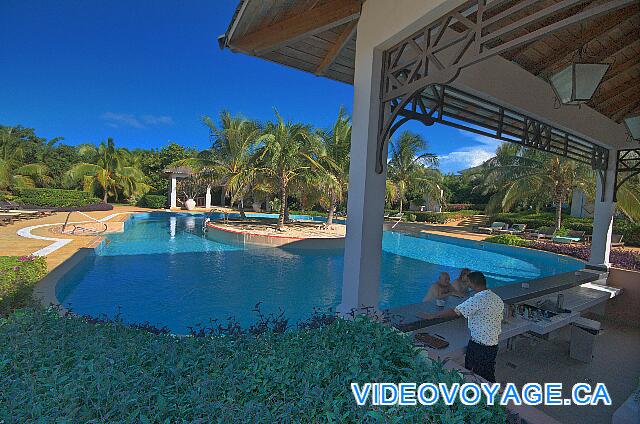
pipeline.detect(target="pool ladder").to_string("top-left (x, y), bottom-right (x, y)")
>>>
top-left (202, 208), bottom-right (218, 232)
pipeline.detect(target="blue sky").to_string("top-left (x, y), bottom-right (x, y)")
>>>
top-left (0, 0), bottom-right (499, 174)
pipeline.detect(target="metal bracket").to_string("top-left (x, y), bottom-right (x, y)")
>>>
top-left (375, 0), bottom-right (634, 174)
top-left (614, 148), bottom-right (640, 201)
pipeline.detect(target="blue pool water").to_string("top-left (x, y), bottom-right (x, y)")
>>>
top-left (56, 212), bottom-right (584, 332)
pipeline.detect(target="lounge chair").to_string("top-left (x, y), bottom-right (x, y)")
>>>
top-left (525, 226), bottom-right (555, 240)
top-left (552, 230), bottom-right (586, 245)
top-left (0, 215), bottom-right (14, 226)
top-left (611, 234), bottom-right (624, 248)
top-left (505, 223), bottom-right (527, 234)
top-left (0, 201), bottom-right (55, 217)
top-left (477, 221), bottom-right (508, 234)
top-left (0, 212), bottom-right (22, 224)
top-left (384, 212), bottom-right (404, 222)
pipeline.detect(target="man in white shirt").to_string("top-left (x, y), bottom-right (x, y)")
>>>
top-left (421, 271), bottom-right (504, 382)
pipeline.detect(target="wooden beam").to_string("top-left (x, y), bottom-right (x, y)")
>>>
top-left (611, 98), bottom-right (640, 122)
top-left (538, 13), bottom-right (640, 78)
top-left (230, 0), bottom-right (361, 55)
top-left (315, 20), bottom-right (357, 75)
top-left (528, 11), bottom-right (633, 75)
top-left (594, 82), bottom-right (640, 111)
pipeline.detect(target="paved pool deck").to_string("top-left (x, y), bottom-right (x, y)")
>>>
top-left (2, 209), bottom-right (637, 273)
top-left (0, 206), bottom-right (147, 271)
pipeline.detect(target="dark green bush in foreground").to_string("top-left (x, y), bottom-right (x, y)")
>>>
top-left (484, 234), bottom-right (532, 247)
top-left (0, 308), bottom-right (506, 423)
top-left (0, 256), bottom-right (47, 316)
top-left (13, 188), bottom-right (101, 208)
top-left (136, 194), bottom-right (167, 209)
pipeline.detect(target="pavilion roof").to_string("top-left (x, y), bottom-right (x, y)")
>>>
top-left (220, 0), bottom-right (639, 124)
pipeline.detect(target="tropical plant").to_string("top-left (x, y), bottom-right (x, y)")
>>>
top-left (386, 131), bottom-right (440, 213)
top-left (470, 145), bottom-right (640, 229)
top-left (0, 126), bottom-right (51, 190)
top-left (255, 113), bottom-right (314, 229)
top-left (171, 112), bottom-right (261, 217)
top-left (64, 138), bottom-right (151, 203)
top-left (307, 107), bottom-right (351, 225)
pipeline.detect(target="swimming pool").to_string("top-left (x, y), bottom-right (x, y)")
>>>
top-left (55, 212), bottom-right (584, 332)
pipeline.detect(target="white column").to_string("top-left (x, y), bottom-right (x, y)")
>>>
top-left (169, 174), bottom-right (177, 209)
top-left (589, 150), bottom-right (617, 270)
top-left (338, 30), bottom-right (387, 315)
top-left (205, 185), bottom-right (212, 209)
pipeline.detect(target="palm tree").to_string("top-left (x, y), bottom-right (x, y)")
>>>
top-left (171, 111), bottom-right (261, 217)
top-left (0, 127), bottom-right (51, 190)
top-left (255, 112), bottom-right (314, 229)
top-left (472, 146), bottom-right (595, 229)
top-left (308, 107), bottom-right (351, 225)
top-left (386, 131), bottom-right (440, 213)
top-left (617, 174), bottom-right (640, 222)
top-left (65, 138), bottom-right (150, 203)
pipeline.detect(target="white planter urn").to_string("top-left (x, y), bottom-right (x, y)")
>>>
top-left (184, 198), bottom-right (196, 210)
top-left (252, 202), bottom-right (262, 212)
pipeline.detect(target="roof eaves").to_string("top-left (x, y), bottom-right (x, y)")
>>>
top-left (218, 0), bottom-right (250, 50)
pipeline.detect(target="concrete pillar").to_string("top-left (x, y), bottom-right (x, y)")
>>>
top-left (169, 174), bottom-right (177, 209)
top-left (338, 25), bottom-right (387, 315)
top-left (205, 185), bottom-right (212, 209)
top-left (589, 150), bottom-right (617, 270)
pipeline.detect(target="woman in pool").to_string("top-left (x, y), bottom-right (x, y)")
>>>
top-left (423, 272), bottom-right (456, 302)
top-left (452, 268), bottom-right (472, 296)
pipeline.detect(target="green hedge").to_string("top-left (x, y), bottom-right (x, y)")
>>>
top-left (136, 194), bottom-right (167, 209)
top-left (414, 212), bottom-right (463, 224)
top-left (485, 234), bottom-right (532, 247)
top-left (0, 256), bottom-right (47, 316)
top-left (0, 309), bottom-right (506, 422)
top-left (13, 188), bottom-right (101, 208)
top-left (490, 212), bottom-right (640, 246)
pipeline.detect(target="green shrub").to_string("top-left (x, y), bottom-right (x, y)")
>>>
top-left (406, 213), bottom-right (417, 222)
top-left (136, 194), bottom-right (167, 209)
top-left (485, 234), bottom-right (532, 247)
top-left (413, 212), bottom-right (462, 224)
top-left (0, 256), bottom-right (47, 316)
top-left (613, 220), bottom-right (640, 246)
top-left (13, 188), bottom-right (100, 208)
top-left (0, 309), bottom-right (506, 422)
top-left (489, 211), bottom-right (640, 246)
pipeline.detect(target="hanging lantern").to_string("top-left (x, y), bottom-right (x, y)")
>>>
top-left (549, 62), bottom-right (610, 105)
top-left (623, 115), bottom-right (640, 142)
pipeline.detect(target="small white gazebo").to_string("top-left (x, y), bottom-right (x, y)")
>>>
top-left (163, 166), bottom-right (214, 210)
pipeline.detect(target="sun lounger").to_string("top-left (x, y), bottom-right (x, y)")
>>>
top-left (3, 209), bottom-right (42, 219)
top-left (506, 223), bottom-right (527, 234)
top-left (0, 212), bottom-right (22, 223)
top-left (610, 234), bottom-right (624, 248)
top-left (0, 201), bottom-right (55, 216)
top-left (552, 230), bottom-right (586, 245)
top-left (384, 212), bottom-right (404, 221)
top-left (477, 221), bottom-right (508, 234)
top-left (525, 226), bottom-right (555, 240)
